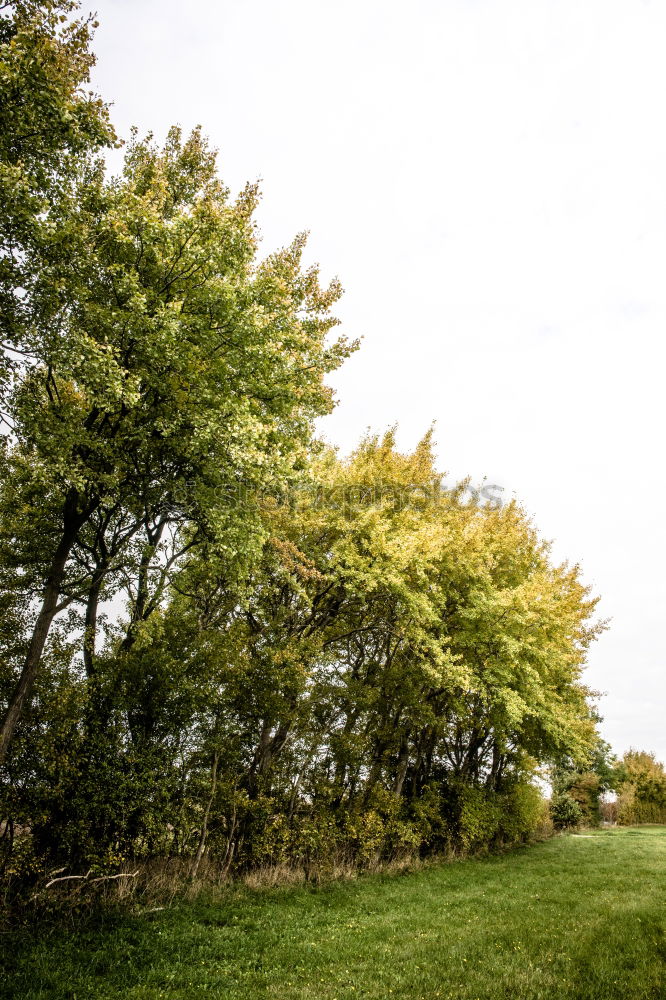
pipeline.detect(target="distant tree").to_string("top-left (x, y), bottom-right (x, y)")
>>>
top-left (616, 750), bottom-right (666, 825)
top-left (550, 792), bottom-right (583, 830)
top-left (550, 739), bottom-right (619, 828)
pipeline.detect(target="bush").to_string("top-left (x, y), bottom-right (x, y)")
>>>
top-left (498, 782), bottom-right (548, 843)
top-left (551, 793), bottom-right (583, 830)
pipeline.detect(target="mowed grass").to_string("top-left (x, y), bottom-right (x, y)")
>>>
top-left (1, 827), bottom-right (665, 1000)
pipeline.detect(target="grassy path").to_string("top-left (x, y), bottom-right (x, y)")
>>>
top-left (2, 827), bottom-right (665, 999)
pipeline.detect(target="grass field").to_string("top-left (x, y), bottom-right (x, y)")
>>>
top-left (1, 827), bottom-right (664, 1000)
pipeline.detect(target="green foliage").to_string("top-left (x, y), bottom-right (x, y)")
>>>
top-left (616, 750), bottom-right (666, 826)
top-left (455, 784), bottom-right (504, 850)
top-left (550, 793), bottom-right (583, 830)
top-left (0, 110), bottom-right (354, 763)
top-left (0, 0), bottom-right (115, 408)
top-left (550, 739), bottom-right (620, 828)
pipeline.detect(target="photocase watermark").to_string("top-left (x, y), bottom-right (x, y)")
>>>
top-left (173, 479), bottom-right (505, 513)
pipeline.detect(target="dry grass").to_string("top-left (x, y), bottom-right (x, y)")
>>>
top-left (2, 826), bottom-right (554, 923)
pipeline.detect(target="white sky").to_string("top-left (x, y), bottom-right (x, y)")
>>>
top-left (89, 0), bottom-right (666, 764)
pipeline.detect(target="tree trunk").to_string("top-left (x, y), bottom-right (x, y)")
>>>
top-left (0, 508), bottom-right (81, 765)
top-left (191, 751), bottom-right (219, 880)
top-left (83, 571), bottom-right (104, 677)
top-left (392, 741), bottom-right (410, 796)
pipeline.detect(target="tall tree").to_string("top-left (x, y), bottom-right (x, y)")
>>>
top-left (0, 125), bottom-right (354, 762)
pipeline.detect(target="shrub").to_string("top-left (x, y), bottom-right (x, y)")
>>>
top-left (551, 793), bottom-right (583, 830)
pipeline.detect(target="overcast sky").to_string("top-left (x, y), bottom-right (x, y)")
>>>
top-left (89, 0), bottom-right (666, 763)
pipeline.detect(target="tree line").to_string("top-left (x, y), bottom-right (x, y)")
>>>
top-left (0, 3), bottom-right (659, 892)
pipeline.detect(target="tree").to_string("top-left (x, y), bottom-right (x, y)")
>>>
top-left (616, 750), bottom-right (666, 825)
top-left (550, 740), bottom-right (620, 828)
top-left (1, 427), bottom-right (606, 872)
top-left (1, 1), bottom-right (115, 396)
top-left (0, 125), bottom-right (354, 762)
top-left (550, 792), bottom-right (583, 830)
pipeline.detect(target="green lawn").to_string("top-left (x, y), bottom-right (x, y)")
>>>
top-left (2, 827), bottom-right (665, 1000)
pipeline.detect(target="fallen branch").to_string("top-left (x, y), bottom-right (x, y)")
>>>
top-left (45, 869), bottom-right (91, 888)
top-left (90, 871), bottom-right (139, 885)
top-left (43, 869), bottom-right (139, 889)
